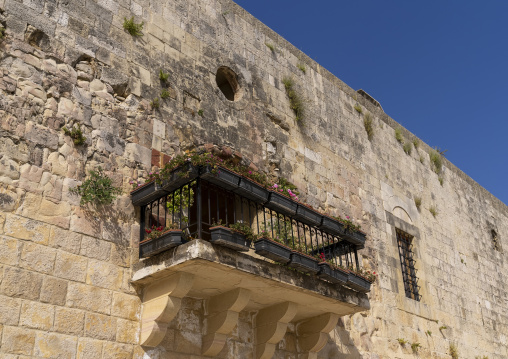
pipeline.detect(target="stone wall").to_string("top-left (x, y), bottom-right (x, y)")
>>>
top-left (0, 0), bottom-right (506, 358)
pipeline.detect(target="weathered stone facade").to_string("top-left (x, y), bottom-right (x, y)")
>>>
top-left (0, 0), bottom-right (506, 358)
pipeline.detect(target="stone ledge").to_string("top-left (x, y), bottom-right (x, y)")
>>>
top-left (131, 239), bottom-right (369, 320)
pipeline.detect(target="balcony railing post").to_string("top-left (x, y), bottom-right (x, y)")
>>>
top-left (197, 178), bottom-right (202, 239)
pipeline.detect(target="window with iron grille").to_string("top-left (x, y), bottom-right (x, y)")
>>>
top-left (396, 229), bottom-right (421, 301)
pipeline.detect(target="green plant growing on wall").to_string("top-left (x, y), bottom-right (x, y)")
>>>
top-left (354, 103), bottom-right (362, 114)
top-left (297, 63), bottom-right (306, 74)
top-left (159, 69), bottom-right (169, 82)
top-left (395, 127), bottom-right (404, 144)
top-left (403, 142), bottom-right (412, 155)
top-left (150, 97), bottom-right (160, 109)
top-left (265, 42), bottom-right (275, 53)
top-left (397, 338), bottom-right (408, 346)
top-left (71, 167), bottom-right (122, 206)
top-left (475, 356), bottom-right (489, 359)
top-left (419, 155), bottom-right (424, 164)
top-left (425, 330), bottom-right (432, 337)
top-left (429, 205), bottom-right (438, 217)
top-left (160, 89), bottom-right (170, 99)
top-left (197, 109), bottom-right (204, 117)
top-left (413, 138), bottom-right (419, 148)
top-left (449, 344), bottom-right (459, 359)
top-left (62, 125), bottom-right (87, 146)
top-left (123, 17), bottom-right (144, 37)
top-left (0, 26), bottom-right (5, 39)
top-left (363, 112), bottom-right (374, 141)
top-left (411, 342), bottom-right (421, 353)
top-left (414, 197), bottom-right (422, 210)
top-left (429, 148), bottom-right (443, 174)
top-left (282, 77), bottom-right (305, 123)
top-left (438, 176), bottom-right (444, 186)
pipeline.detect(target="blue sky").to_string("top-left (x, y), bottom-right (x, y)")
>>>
top-left (234, 0), bottom-right (508, 205)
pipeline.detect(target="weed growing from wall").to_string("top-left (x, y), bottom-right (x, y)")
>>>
top-left (363, 112), bottom-right (374, 141)
top-left (414, 197), bottom-right (422, 210)
top-left (429, 148), bottom-right (443, 174)
top-left (411, 342), bottom-right (421, 353)
top-left (438, 176), bottom-right (444, 186)
top-left (413, 138), bottom-right (419, 148)
top-left (429, 206), bottom-right (438, 217)
top-left (403, 142), bottom-right (412, 155)
top-left (123, 17), bottom-right (144, 36)
top-left (265, 42), bottom-right (275, 53)
top-left (425, 330), bottom-right (432, 337)
top-left (354, 103), bottom-right (362, 114)
top-left (159, 70), bottom-right (169, 82)
top-left (150, 97), bottom-right (160, 109)
top-left (395, 127), bottom-right (404, 144)
top-left (449, 344), bottom-right (459, 359)
top-left (419, 155), bottom-right (424, 164)
top-left (282, 77), bottom-right (305, 123)
top-left (71, 167), bottom-right (122, 206)
top-left (197, 109), bottom-right (204, 117)
top-left (160, 89), bottom-right (170, 99)
top-left (397, 338), bottom-right (407, 346)
top-left (297, 63), bottom-right (306, 73)
top-left (62, 125), bottom-right (86, 146)
top-left (0, 26), bottom-right (5, 39)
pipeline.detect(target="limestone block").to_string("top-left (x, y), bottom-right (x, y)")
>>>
top-left (4, 214), bottom-right (51, 244)
top-left (93, 130), bottom-right (126, 156)
top-left (0, 157), bottom-right (20, 180)
top-left (102, 342), bottom-right (133, 359)
top-left (80, 235), bottom-right (111, 261)
top-left (0, 295), bottom-right (21, 325)
top-left (57, 64), bottom-right (78, 84)
top-left (0, 236), bottom-right (21, 266)
top-left (54, 307), bottom-right (85, 336)
top-left (124, 143), bottom-right (151, 166)
top-left (112, 292), bottom-right (141, 321)
top-left (57, 97), bottom-right (74, 116)
top-left (40, 276), bottom-right (68, 306)
top-left (0, 267), bottom-right (43, 300)
top-left (1, 325), bottom-right (36, 355)
top-left (33, 332), bottom-right (78, 359)
top-left (20, 301), bottom-right (55, 330)
top-left (25, 122), bottom-right (59, 150)
top-left (49, 226), bottom-right (82, 254)
top-left (10, 58), bottom-right (34, 79)
top-left (111, 243), bottom-right (131, 267)
top-left (77, 337), bottom-right (103, 359)
top-left (153, 118), bottom-right (166, 139)
top-left (73, 86), bottom-right (92, 106)
top-left (90, 79), bottom-right (107, 92)
top-left (70, 207), bottom-right (102, 238)
top-left (0, 137), bottom-right (29, 163)
top-left (86, 259), bottom-right (123, 291)
top-left (47, 151), bottom-right (69, 178)
top-left (67, 282), bottom-right (112, 315)
top-left (116, 318), bottom-right (139, 344)
top-left (20, 241), bottom-right (57, 274)
top-left (53, 251), bottom-right (88, 282)
top-left (85, 312), bottom-right (117, 340)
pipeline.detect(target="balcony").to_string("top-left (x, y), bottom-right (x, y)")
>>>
top-left (131, 162), bottom-right (372, 357)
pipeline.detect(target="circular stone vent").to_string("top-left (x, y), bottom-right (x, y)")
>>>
top-left (215, 66), bottom-right (242, 101)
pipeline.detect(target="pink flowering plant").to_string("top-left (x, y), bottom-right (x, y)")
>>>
top-left (335, 215), bottom-right (362, 232)
top-left (349, 266), bottom-right (378, 282)
top-left (271, 177), bottom-right (300, 201)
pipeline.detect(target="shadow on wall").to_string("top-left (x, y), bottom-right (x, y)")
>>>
top-left (318, 319), bottom-right (363, 359)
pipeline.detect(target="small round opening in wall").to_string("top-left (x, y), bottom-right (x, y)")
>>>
top-left (216, 66), bottom-right (242, 101)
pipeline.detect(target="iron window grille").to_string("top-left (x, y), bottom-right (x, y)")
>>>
top-left (396, 229), bottom-right (421, 301)
top-left (140, 177), bottom-right (361, 270)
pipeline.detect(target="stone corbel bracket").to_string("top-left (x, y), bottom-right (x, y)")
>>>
top-left (296, 312), bottom-right (339, 359)
top-left (139, 272), bottom-right (194, 347)
top-left (254, 301), bottom-right (298, 359)
top-left (202, 288), bottom-right (252, 356)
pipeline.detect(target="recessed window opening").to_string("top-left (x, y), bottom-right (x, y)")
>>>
top-left (396, 229), bottom-right (421, 301)
top-left (216, 66), bottom-right (241, 101)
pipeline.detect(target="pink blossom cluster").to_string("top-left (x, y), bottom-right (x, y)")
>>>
top-left (272, 184), bottom-right (298, 201)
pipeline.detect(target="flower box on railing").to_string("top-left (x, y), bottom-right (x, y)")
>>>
top-left (346, 272), bottom-right (372, 293)
top-left (201, 166), bottom-right (240, 190)
top-left (294, 204), bottom-right (323, 227)
top-left (265, 191), bottom-right (298, 217)
top-left (210, 226), bottom-right (250, 252)
top-left (131, 181), bottom-right (169, 207)
top-left (317, 262), bottom-right (349, 285)
top-left (162, 163), bottom-right (199, 193)
top-left (234, 177), bottom-right (270, 203)
top-left (342, 230), bottom-right (367, 248)
top-left (288, 252), bottom-right (319, 274)
top-left (139, 229), bottom-right (184, 258)
top-left (254, 237), bottom-right (292, 264)
top-left (319, 216), bottom-right (345, 236)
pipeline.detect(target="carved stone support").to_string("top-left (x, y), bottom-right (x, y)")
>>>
top-left (254, 302), bottom-right (298, 359)
top-left (140, 272), bottom-right (194, 347)
top-left (296, 312), bottom-right (339, 359)
top-left (202, 288), bottom-right (252, 356)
